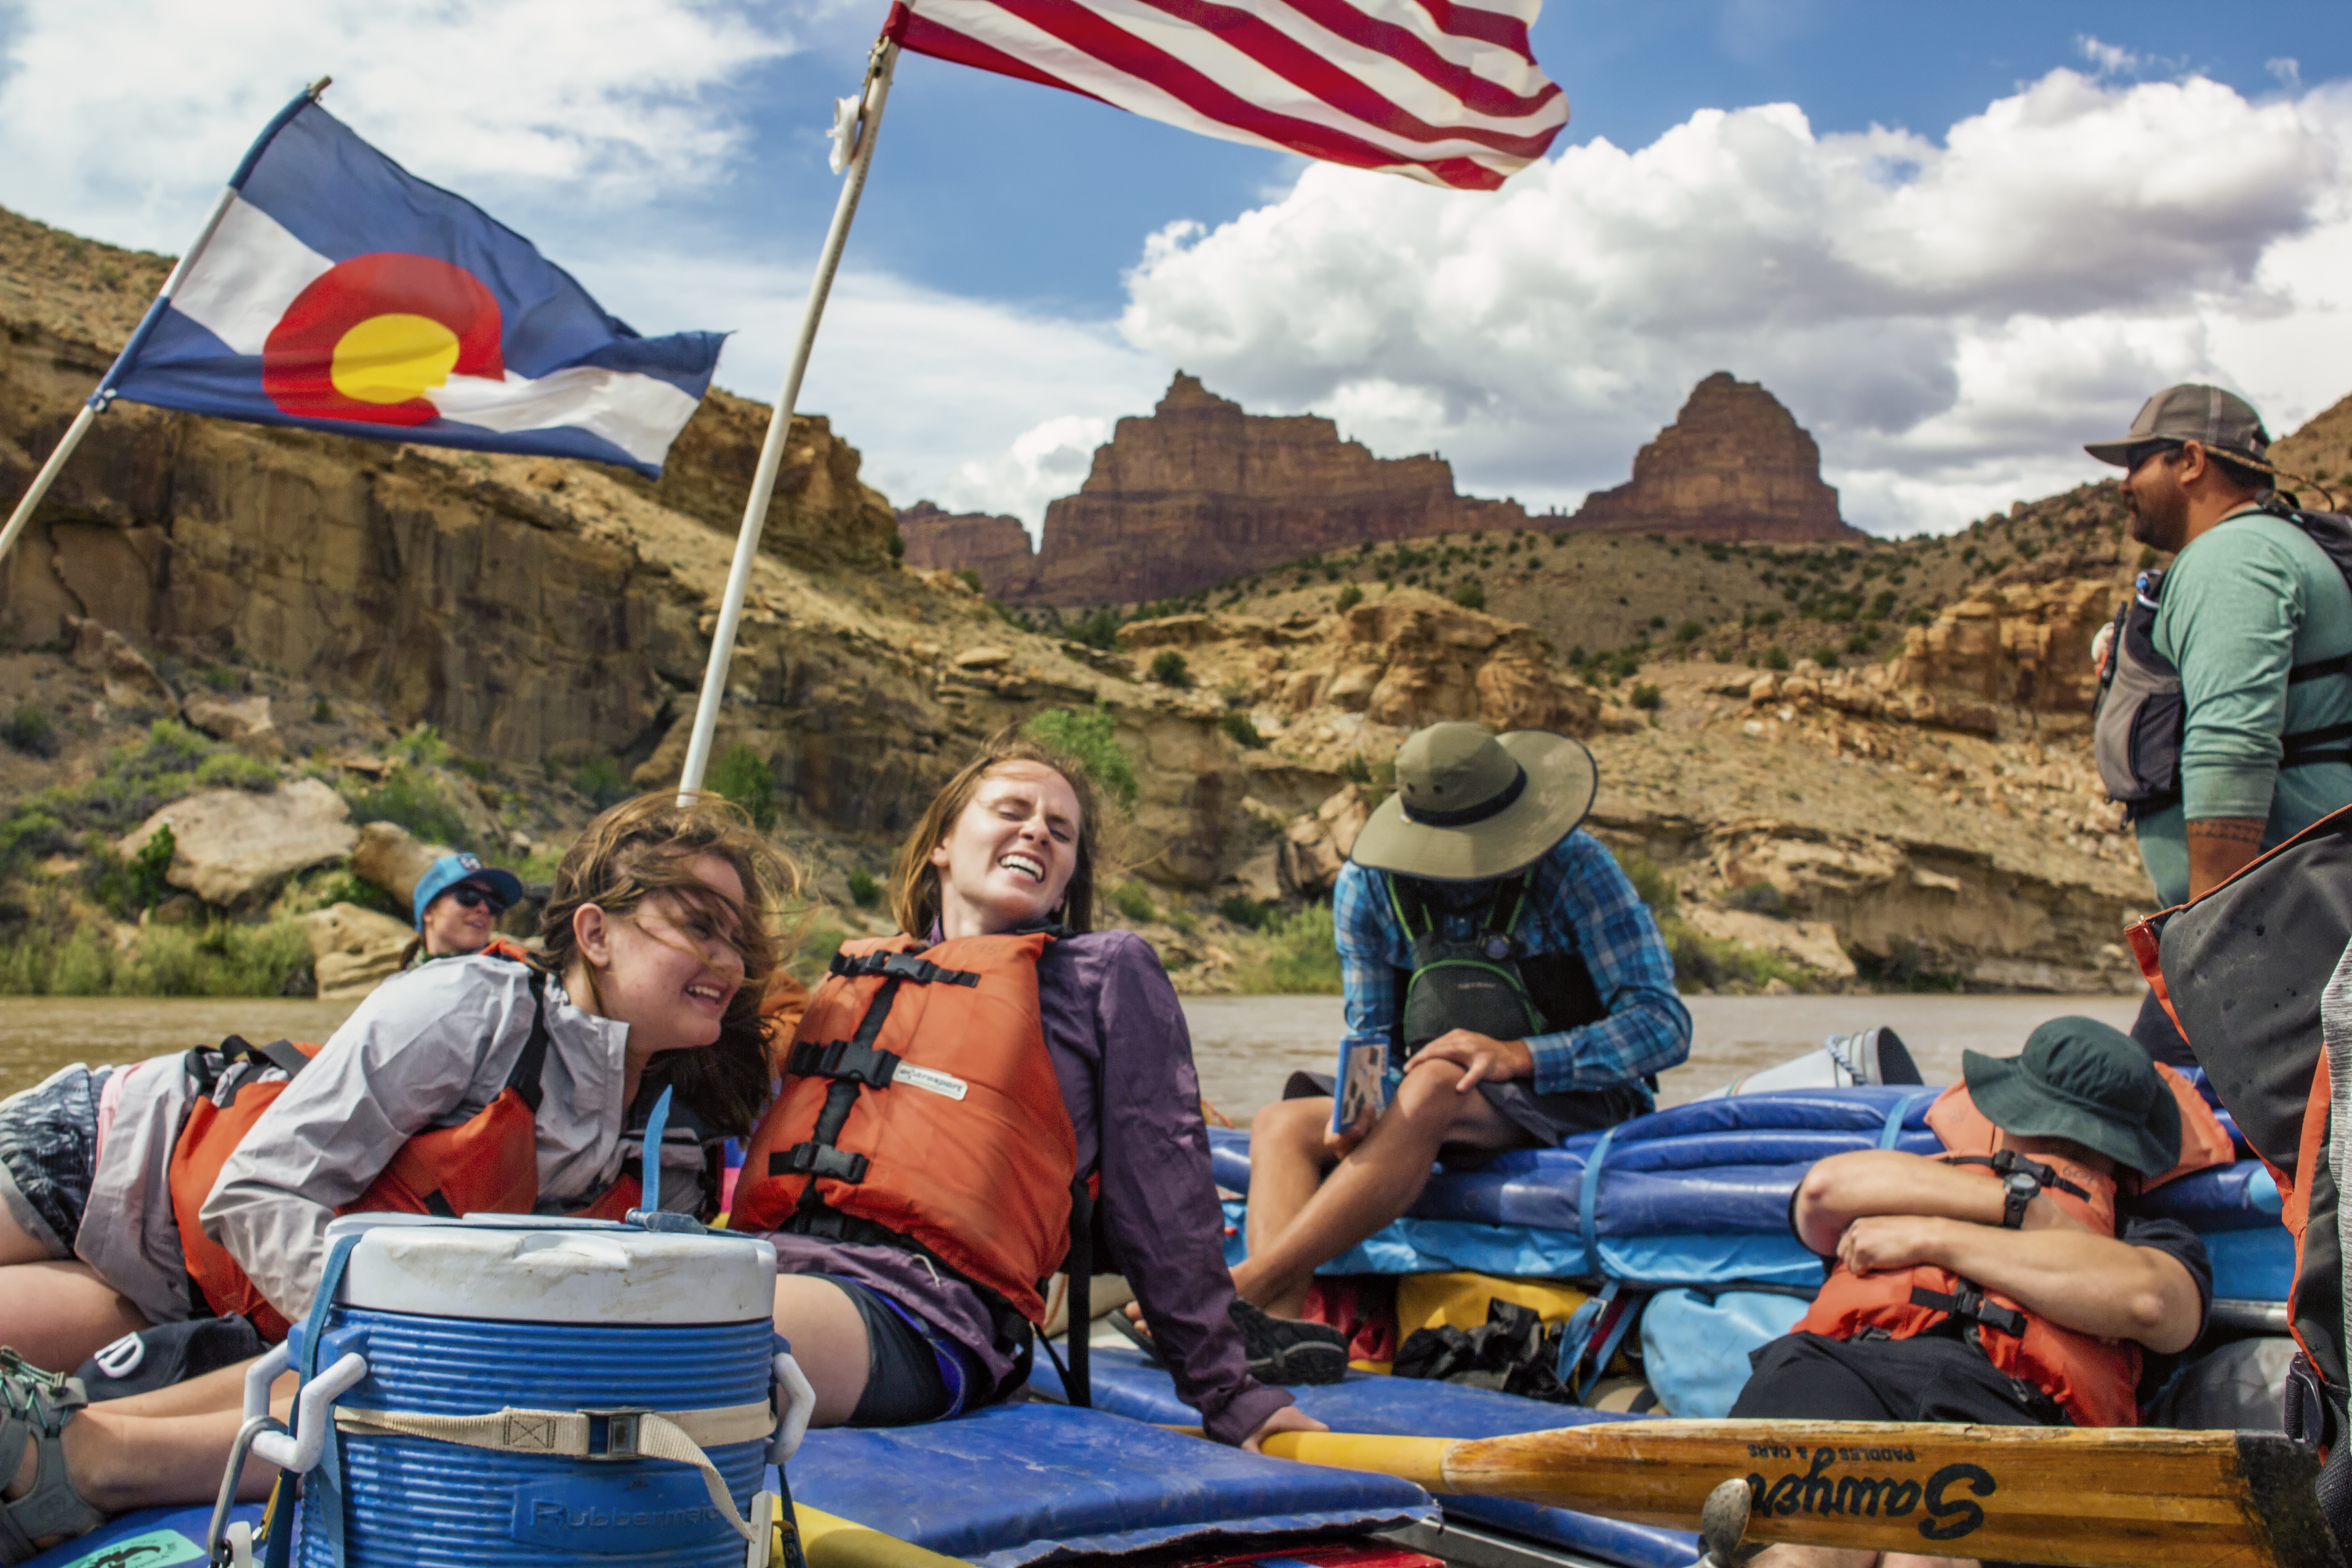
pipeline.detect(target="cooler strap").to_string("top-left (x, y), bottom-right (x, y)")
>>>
top-left (335, 1400), bottom-right (773, 1538)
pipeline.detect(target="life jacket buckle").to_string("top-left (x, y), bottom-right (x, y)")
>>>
top-left (582, 1408), bottom-right (650, 1460)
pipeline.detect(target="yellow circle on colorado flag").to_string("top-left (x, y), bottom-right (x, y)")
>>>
top-left (331, 313), bottom-right (461, 405)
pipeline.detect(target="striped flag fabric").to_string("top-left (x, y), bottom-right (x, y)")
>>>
top-left (884, 0), bottom-right (1568, 191)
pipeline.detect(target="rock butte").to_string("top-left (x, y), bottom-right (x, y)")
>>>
top-left (899, 370), bottom-right (1862, 608)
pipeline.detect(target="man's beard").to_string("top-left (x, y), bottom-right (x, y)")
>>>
top-left (2127, 481), bottom-right (2189, 553)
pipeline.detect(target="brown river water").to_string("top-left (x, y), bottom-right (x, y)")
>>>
top-left (0, 993), bottom-right (2139, 1109)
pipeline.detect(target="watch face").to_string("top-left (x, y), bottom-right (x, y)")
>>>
top-left (2006, 1173), bottom-right (2037, 1197)
top-left (1482, 936), bottom-right (1514, 960)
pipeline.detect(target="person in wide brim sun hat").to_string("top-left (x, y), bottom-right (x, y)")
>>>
top-left (1349, 724), bottom-right (1599, 883)
top-left (1218, 721), bottom-right (1689, 1362)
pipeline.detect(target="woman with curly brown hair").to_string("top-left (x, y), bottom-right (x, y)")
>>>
top-left (0, 792), bottom-right (797, 1562)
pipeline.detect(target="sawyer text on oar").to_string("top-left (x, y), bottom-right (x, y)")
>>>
top-left (1744, 1447), bottom-right (1996, 1542)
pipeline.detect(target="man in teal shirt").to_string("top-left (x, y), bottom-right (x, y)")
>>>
top-left (2087, 384), bottom-right (2352, 906)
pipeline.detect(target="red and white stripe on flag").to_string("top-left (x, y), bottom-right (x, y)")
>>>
top-left (883, 0), bottom-right (1568, 191)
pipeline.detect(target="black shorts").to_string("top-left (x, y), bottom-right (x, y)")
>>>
top-left (1730, 1332), bottom-right (2065, 1426)
top-left (825, 1275), bottom-right (986, 1427)
top-left (0, 1065), bottom-right (113, 1256)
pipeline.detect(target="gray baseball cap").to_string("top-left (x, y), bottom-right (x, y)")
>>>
top-left (2085, 383), bottom-right (2270, 467)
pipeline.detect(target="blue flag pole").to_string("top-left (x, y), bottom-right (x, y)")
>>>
top-left (676, 36), bottom-right (901, 802)
top-left (0, 77), bottom-right (330, 580)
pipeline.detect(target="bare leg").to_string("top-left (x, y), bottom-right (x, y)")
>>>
top-left (1243, 1098), bottom-right (1341, 1264)
top-left (0, 1260), bottom-right (149, 1373)
top-left (773, 1275), bottom-right (872, 1427)
top-left (1231, 1060), bottom-right (1520, 1318)
top-left (0, 1211), bottom-right (59, 1268)
top-left (1751, 1550), bottom-right (1975, 1568)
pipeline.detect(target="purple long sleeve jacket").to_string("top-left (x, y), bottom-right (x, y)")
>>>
top-left (760, 928), bottom-right (1292, 1446)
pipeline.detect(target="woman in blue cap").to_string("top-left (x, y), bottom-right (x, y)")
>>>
top-left (401, 852), bottom-right (526, 966)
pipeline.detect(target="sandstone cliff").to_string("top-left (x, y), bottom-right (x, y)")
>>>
top-left (1572, 372), bottom-right (1858, 542)
top-left (898, 502), bottom-right (1038, 599)
top-left (1011, 373), bottom-right (1527, 606)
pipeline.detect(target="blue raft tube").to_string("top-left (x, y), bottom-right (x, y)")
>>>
top-left (205, 1209), bottom-right (814, 1568)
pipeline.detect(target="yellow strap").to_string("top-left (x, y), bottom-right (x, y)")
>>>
top-left (335, 1401), bottom-right (773, 1537)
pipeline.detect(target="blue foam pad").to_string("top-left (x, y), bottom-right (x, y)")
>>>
top-left (24, 1500), bottom-right (258, 1566)
top-left (786, 1401), bottom-right (1436, 1568)
top-left (1033, 1347), bottom-right (1698, 1568)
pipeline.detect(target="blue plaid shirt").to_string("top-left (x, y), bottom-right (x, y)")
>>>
top-left (1332, 829), bottom-right (1690, 1099)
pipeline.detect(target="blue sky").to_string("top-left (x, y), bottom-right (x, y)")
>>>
top-left (5, 1), bottom-right (2352, 536)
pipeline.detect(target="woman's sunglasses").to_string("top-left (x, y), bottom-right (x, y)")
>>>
top-left (448, 884), bottom-right (508, 913)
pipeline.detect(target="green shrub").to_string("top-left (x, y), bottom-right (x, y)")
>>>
top-left (1218, 894), bottom-right (1277, 930)
top-left (1659, 916), bottom-right (1815, 994)
top-left (1629, 684), bottom-right (1662, 712)
top-left (390, 725), bottom-right (450, 769)
top-left (956, 568), bottom-right (984, 593)
top-left (1148, 650), bottom-right (1192, 688)
top-left (347, 766), bottom-right (473, 846)
top-left (1227, 904), bottom-right (1341, 994)
top-left (887, 534), bottom-right (906, 566)
top-left (127, 823), bottom-right (176, 911)
top-left (199, 665), bottom-right (240, 693)
top-left (1674, 621), bottom-right (1703, 643)
top-left (1757, 609), bottom-right (1783, 627)
top-left (847, 868), bottom-right (882, 908)
top-left (1, 706), bottom-right (57, 758)
top-left (1906, 605), bottom-right (1936, 626)
top-left (0, 916), bottom-right (314, 996)
top-left (707, 745), bottom-right (777, 832)
top-left (1450, 580), bottom-right (1486, 611)
top-left (1334, 584), bottom-right (1364, 613)
top-left (1024, 705), bottom-right (1138, 809)
top-left (1220, 710), bottom-right (1266, 749)
top-left (1111, 881), bottom-right (1158, 923)
top-left (1612, 848), bottom-right (1676, 916)
top-left (568, 756), bottom-right (629, 809)
top-left (1813, 648), bottom-right (1842, 669)
top-left (1723, 881), bottom-right (1788, 917)
top-left (310, 695), bottom-right (333, 723)
top-left (194, 751), bottom-right (279, 792)
top-left (1763, 645), bottom-right (1791, 672)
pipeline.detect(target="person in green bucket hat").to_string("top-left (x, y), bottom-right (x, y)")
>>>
top-left (1197, 722), bottom-right (1691, 1381)
top-left (1726, 1017), bottom-right (2225, 1556)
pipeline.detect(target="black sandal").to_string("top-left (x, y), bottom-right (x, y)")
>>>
top-left (1108, 1309), bottom-right (1164, 1365)
top-left (0, 1349), bottom-right (103, 1565)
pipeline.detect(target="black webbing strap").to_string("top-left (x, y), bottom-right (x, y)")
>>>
top-left (2290, 653), bottom-right (2352, 686)
top-left (1910, 1281), bottom-right (2029, 1338)
top-left (828, 950), bottom-right (982, 989)
top-left (1940, 1148), bottom-right (2090, 1201)
top-left (776, 975), bottom-right (908, 1195)
top-left (253, 1039), bottom-right (313, 1078)
top-left (1063, 1174), bottom-right (1093, 1409)
top-left (504, 972), bottom-right (554, 1114)
top-left (2285, 720), bottom-right (2352, 769)
top-left (786, 1038), bottom-right (901, 1089)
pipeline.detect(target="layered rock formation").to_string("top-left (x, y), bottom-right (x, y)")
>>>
top-left (1572, 372), bottom-right (1858, 542)
top-left (898, 502), bottom-right (1037, 599)
top-left (1006, 374), bottom-right (1526, 605)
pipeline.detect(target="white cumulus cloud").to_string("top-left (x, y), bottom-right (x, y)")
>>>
top-left (0, 0), bottom-right (794, 252)
top-left (1118, 67), bottom-right (2352, 534)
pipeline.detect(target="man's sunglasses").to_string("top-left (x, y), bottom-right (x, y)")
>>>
top-left (448, 884), bottom-right (508, 912)
top-left (2124, 440), bottom-right (2184, 475)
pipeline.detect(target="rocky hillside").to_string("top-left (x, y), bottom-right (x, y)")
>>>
top-left (1574, 372), bottom-right (1860, 542)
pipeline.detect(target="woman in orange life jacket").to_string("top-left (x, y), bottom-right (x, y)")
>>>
top-left (1729, 1017), bottom-right (2221, 1568)
top-left (732, 731), bottom-right (1323, 1452)
top-left (0, 793), bottom-right (791, 1562)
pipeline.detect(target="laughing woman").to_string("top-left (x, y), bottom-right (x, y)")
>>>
top-left (730, 732), bottom-right (1320, 1450)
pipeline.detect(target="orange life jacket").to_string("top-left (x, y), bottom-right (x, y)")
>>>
top-left (730, 932), bottom-right (1077, 1323)
top-left (1796, 1073), bottom-right (2228, 1427)
top-left (167, 947), bottom-right (549, 1341)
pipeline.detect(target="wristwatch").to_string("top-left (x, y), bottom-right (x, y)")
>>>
top-left (2000, 1169), bottom-right (2042, 1229)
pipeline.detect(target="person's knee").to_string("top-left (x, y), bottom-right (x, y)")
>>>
top-left (1390, 1061), bottom-right (1467, 1123)
top-left (1253, 1097), bottom-right (1329, 1151)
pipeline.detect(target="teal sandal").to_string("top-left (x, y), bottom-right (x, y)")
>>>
top-left (0, 1349), bottom-right (103, 1564)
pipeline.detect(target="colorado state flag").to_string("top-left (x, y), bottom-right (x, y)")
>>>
top-left (103, 92), bottom-right (725, 477)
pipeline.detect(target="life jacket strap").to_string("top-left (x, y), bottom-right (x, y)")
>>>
top-left (829, 950), bottom-right (981, 988)
top-left (787, 1038), bottom-right (902, 1089)
top-left (1940, 1148), bottom-right (2090, 1201)
top-left (1909, 1281), bottom-right (2029, 1338)
top-left (772, 1143), bottom-right (870, 1183)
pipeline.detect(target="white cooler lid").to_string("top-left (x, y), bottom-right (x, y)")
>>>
top-left (322, 1215), bottom-right (778, 1325)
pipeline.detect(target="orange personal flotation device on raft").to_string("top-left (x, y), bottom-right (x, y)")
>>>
top-left (730, 932), bottom-right (1078, 1324)
top-left (1796, 1072), bottom-right (2231, 1428)
top-left (167, 940), bottom-right (549, 1341)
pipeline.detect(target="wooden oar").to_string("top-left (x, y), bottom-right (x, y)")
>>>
top-left (1259, 1421), bottom-right (2337, 1568)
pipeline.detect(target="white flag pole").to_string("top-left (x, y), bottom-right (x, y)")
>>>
top-left (676, 38), bottom-right (900, 803)
top-left (0, 76), bottom-right (332, 580)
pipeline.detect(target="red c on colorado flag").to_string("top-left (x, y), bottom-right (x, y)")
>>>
top-left (261, 254), bottom-right (505, 426)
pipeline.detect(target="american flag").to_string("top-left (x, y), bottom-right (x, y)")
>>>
top-left (884, 0), bottom-right (1568, 191)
